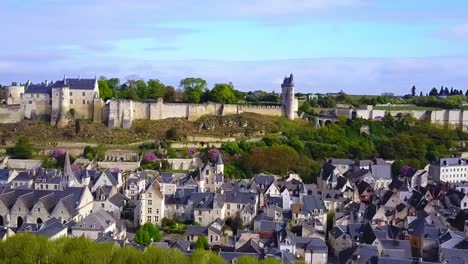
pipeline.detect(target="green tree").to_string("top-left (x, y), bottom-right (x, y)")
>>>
top-left (391, 160), bottom-right (404, 177)
top-left (194, 235), bottom-right (209, 250)
top-left (98, 77), bottom-right (114, 100)
top-left (180, 78), bottom-right (207, 103)
top-left (135, 80), bottom-right (148, 100)
top-left (165, 127), bottom-right (182, 141)
top-left (134, 222), bottom-right (161, 247)
top-left (10, 136), bottom-right (34, 159)
top-left (210, 83), bottom-right (237, 103)
top-left (164, 86), bottom-right (176, 102)
top-left (147, 79), bottom-right (166, 99)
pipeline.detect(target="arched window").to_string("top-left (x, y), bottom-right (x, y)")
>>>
top-left (36, 218), bottom-right (43, 225)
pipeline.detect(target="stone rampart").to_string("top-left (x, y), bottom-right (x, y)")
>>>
top-left (0, 105), bottom-right (23, 123)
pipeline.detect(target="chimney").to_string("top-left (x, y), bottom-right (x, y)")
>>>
top-left (63, 74), bottom-right (67, 85)
top-left (45, 80), bottom-right (49, 86)
top-left (78, 75), bottom-right (81, 80)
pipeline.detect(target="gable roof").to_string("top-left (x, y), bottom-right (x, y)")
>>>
top-left (73, 210), bottom-right (115, 230)
top-left (301, 195), bottom-right (326, 214)
top-left (52, 78), bottom-right (96, 90)
top-left (25, 83), bottom-right (53, 94)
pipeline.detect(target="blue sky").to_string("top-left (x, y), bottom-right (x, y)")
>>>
top-left (1, 0), bottom-right (468, 94)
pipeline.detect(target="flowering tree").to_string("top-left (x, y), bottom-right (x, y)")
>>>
top-left (71, 165), bottom-right (80, 174)
top-left (49, 148), bottom-right (66, 158)
top-left (143, 152), bottom-right (157, 162)
top-left (208, 148), bottom-right (219, 162)
top-left (188, 147), bottom-right (197, 157)
top-left (400, 165), bottom-right (411, 176)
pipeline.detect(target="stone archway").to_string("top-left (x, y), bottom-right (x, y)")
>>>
top-left (17, 216), bottom-right (23, 227)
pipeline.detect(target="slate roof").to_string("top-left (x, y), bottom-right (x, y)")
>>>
top-left (224, 190), bottom-right (256, 205)
top-left (52, 78), bottom-right (96, 90)
top-left (185, 225), bottom-right (208, 236)
top-left (251, 175), bottom-right (275, 193)
top-left (258, 220), bottom-right (280, 232)
top-left (13, 171), bottom-right (33, 181)
top-left (72, 210), bottom-right (115, 230)
top-left (347, 244), bottom-right (378, 264)
top-left (35, 218), bottom-right (67, 238)
top-left (347, 223), bottom-right (376, 244)
top-left (434, 157), bottom-right (467, 166)
top-left (440, 248), bottom-right (468, 264)
top-left (330, 226), bottom-right (345, 239)
top-left (328, 159), bottom-right (354, 165)
top-left (0, 169), bottom-right (11, 182)
top-left (370, 159), bottom-right (391, 179)
top-left (109, 193), bottom-right (129, 207)
top-left (190, 192), bottom-right (215, 209)
top-left (25, 83), bottom-right (53, 94)
top-left (301, 195), bottom-right (326, 214)
top-left (320, 163), bottom-right (337, 180)
top-left (165, 187), bottom-right (197, 205)
top-left (0, 187), bottom-right (85, 215)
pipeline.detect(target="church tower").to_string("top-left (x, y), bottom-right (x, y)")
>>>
top-left (215, 153), bottom-right (224, 175)
top-left (281, 73), bottom-right (296, 120)
top-left (63, 150), bottom-right (78, 187)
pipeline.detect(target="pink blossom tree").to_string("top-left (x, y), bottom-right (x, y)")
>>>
top-left (143, 152), bottom-right (157, 163)
top-left (49, 148), bottom-right (66, 158)
top-left (208, 148), bottom-right (219, 162)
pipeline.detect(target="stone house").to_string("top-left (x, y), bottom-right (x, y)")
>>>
top-left (0, 186), bottom-right (93, 227)
top-left (71, 210), bottom-right (118, 240)
top-left (136, 179), bottom-right (165, 225)
top-left (91, 170), bottom-right (123, 192)
top-left (185, 218), bottom-right (224, 245)
top-left (199, 154), bottom-right (224, 193)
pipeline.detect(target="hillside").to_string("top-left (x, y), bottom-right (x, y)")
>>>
top-left (0, 113), bottom-right (290, 145)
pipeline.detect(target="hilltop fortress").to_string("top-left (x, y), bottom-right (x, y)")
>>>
top-left (1, 74), bottom-right (298, 128)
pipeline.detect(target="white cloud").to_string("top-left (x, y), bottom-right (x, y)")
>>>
top-left (448, 23), bottom-right (468, 39)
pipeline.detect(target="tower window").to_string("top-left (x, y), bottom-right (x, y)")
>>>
top-left (82, 92), bottom-right (86, 96)
top-left (70, 99), bottom-right (73, 104)
top-left (69, 92), bottom-right (73, 96)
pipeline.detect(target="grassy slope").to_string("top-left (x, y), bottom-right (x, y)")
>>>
top-left (0, 113), bottom-right (288, 145)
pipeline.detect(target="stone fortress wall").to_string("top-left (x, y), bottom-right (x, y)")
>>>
top-left (105, 98), bottom-right (283, 128)
top-left (1, 74), bottom-right (298, 128)
top-left (349, 105), bottom-right (468, 130)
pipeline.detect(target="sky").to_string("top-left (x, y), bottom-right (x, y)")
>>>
top-left (1, 0), bottom-right (468, 94)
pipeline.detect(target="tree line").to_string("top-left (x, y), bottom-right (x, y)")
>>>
top-left (0, 234), bottom-right (292, 264)
top-left (97, 77), bottom-right (279, 105)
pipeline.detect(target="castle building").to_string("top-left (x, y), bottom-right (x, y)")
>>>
top-left (4, 74), bottom-right (296, 127)
top-left (22, 75), bottom-right (99, 127)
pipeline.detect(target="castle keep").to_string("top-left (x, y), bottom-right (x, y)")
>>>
top-left (2, 74), bottom-right (299, 128)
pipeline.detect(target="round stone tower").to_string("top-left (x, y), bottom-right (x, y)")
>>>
top-left (281, 73), bottom-right (296, 120)
top-left (57, 76), bottom-right (70, 127)
top-left (5, 85), bottom-right (25, 105)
